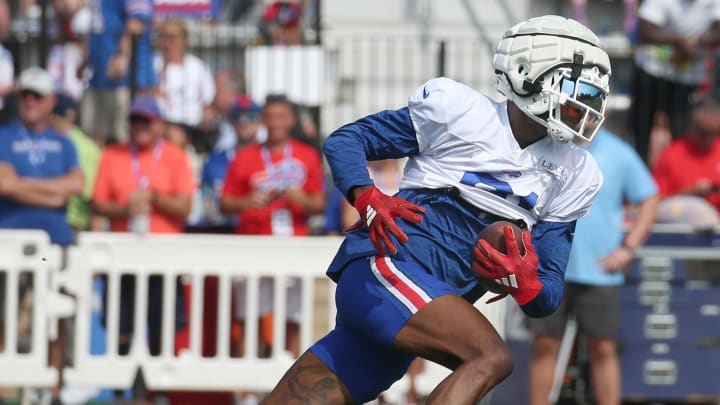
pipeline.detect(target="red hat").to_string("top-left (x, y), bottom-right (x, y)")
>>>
top-left (263, 1), bottom-right (302, 28)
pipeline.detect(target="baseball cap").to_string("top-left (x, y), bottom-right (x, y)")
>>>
top-left (230, 95), bottom-right (262, 122)
top-left (263, 1), bottom-right (302, 28)
top-left (129, 96), bottom-right (163, 120)
top-left (52, 93), bottom-right (79, 117)
top-left (18, 67), bottom-right (55, 96)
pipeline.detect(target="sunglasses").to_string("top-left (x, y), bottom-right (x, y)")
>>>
top-left (20, 90), bottom-right (45, 100)
top-left (130, 115), bottom-right (152, 125)
top-left (233, 112), bottom-right (260, 122)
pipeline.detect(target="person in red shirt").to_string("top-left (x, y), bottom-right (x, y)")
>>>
top-left (221, 94), bottom-right (324, 371)
top-left (220, 94), bottom-right (325, 235)
top-left (652, 99), bottom-right (720, 213)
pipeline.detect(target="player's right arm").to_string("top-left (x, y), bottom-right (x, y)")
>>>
top-left (325, 78), bottom-right (468, 254)
top-left (324, 77), bottom-right (460, 201)
top-left (323, 108), bottom-right (426, 255)
top-left (323, 107), bottom-right (419, 201)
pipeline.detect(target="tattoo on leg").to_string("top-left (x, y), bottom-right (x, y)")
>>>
top-left (280, 363), bottom-right (343, 404)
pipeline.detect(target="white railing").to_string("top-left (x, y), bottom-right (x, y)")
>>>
top-left (0, 230), bottom-right (508, 401)
top-left (0, 231), bottom-right (68, 389)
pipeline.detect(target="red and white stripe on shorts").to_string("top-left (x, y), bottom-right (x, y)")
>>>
top-left (369, 256), bottom-right (432, 314)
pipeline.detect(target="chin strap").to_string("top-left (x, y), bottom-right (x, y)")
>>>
top-left (546, 121), bottom-right (574, 143)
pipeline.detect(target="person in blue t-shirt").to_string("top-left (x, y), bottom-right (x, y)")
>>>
top-left (528, 128), bottom-right (659, 405)
top-left (0, 67), bottom-right (83, 246)
top-left (0, 67), bottom-right (83, 404)
top-left (81, 0), bottom-right (156, 144)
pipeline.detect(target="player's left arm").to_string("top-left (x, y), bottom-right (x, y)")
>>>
top-left (472, 221), bottom-right (574, 317)
top-left (522, 151), bottom-right (605, 317)
top-left (519, 220), bottom-right (576, 318)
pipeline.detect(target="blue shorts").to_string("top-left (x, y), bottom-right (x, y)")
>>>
top-left (310, 256), bottom-right (458, 403)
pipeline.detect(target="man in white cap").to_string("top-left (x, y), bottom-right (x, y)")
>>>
top-left (0, 66), bottom-right (83, 243)
top-left (0, 66), bottom-right (83, 404)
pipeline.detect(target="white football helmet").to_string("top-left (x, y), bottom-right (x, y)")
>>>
top-left (493, 15), bottom-right (611, 143)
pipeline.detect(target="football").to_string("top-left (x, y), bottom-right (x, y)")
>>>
top-left (474, 221), bottom-right (525, 294)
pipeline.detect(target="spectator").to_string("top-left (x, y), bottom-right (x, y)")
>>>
top-left (50, 93), bottom-right (103, 232)
top-left (220, 94), bottom-right (324, 361)
top-left (47, 4), bottom-right (90, 102)
top-left (82, 0), bottom-right (156, 144)
top-left (0, 68), bottom-right (83, 243)
top-left (229, 96), bottom-right (264, 148)
top-left (528, 127), bottom-right (659, 405)
top-left (220, 94), bottom-right (324, 236)
top-left (259, 0), bottom-right (303, 45)
top-left (188, 96), bottom-right (263, 233)
top-left (92, 96), bottom-right (195, 235)
top-left (91, 96), bottom-right (193, 401)
top-left (212, 69), bottom-right (245, 152)
top-left (0, 67), bottom-right (84, 404)
top-left (652, 99), bottom-right (720, 219)
top-left (631, 0), bottom-right (720, 163)
top-left (154, 19), bottom-right (216, 149)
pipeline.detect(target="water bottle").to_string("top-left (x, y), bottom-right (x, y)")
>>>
top-left (129, 213), bottom-right (150, 235)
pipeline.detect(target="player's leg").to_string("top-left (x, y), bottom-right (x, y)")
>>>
top-left (261, 350), bottom-right (353, 404)
top-left (392, 294), bottom-right (513, 404)
top-left (576, 285), bottom-right (622, 405)
top-left (526, 287), bottom-right (572, 405)
top-left (264, 256), bottom-right (445, 404)
top-left (262, 318), bottom-right (415, 405)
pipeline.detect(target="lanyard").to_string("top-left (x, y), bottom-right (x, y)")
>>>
top-left (20, 126), bottom-right (46, 166)
top-left (130, 140), bottom-right (163, 190)
top-left (260, 142), bottom-right (294, 191)
top-left (261, 142), bottom-right (293, 172)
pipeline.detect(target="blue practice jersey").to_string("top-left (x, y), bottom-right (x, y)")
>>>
top-left (323, 78), bottom-right (603, 317)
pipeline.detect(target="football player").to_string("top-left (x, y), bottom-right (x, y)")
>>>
top-left (263, 15), bottom-right (611, 405)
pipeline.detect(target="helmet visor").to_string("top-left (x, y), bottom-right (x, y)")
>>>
top-left (560, 76), bottom-right (606, 114)
top-left (556, 75), bottom-right (606, 141)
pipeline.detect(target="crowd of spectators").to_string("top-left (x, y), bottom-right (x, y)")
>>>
top-left (0, 1), bottom-right (325, 404)
top-left (2, 0), bottom-right (720, 404)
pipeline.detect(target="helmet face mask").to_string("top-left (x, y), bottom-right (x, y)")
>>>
top-left (545, 68), bottom-right (607, 143)
top-left (493, 15), bottom-right (612, 144)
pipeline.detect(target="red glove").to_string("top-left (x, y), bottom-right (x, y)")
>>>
top-left (347, 186), bottom-right (425, 256)
top-left (472, 225), bottom-right (542, 305)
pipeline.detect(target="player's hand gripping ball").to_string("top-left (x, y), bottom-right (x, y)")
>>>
top-left (472, 221), bottom-right (542, 304)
